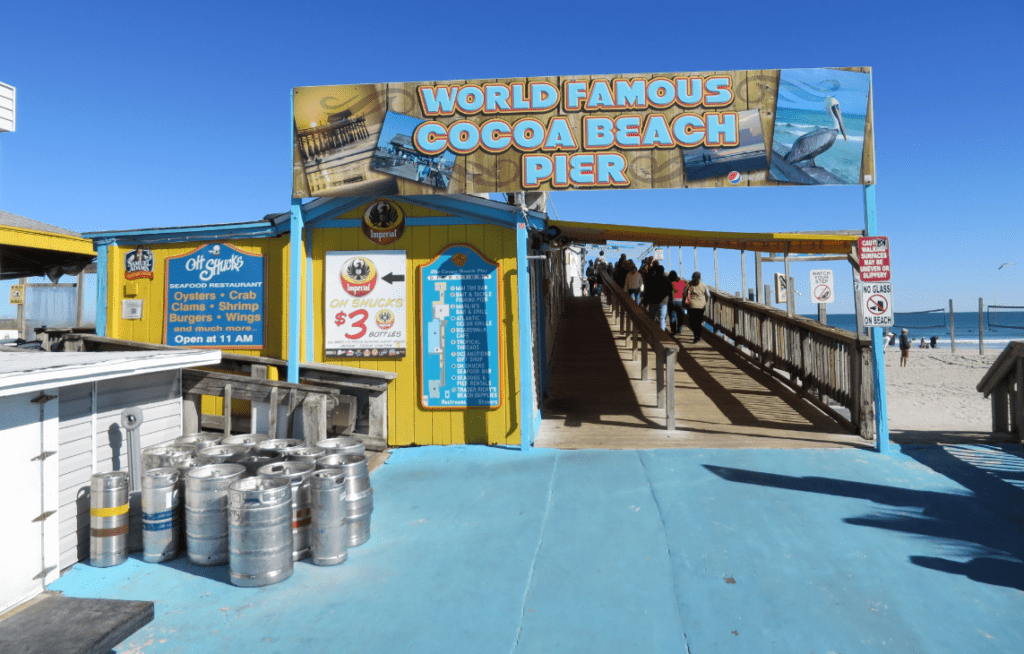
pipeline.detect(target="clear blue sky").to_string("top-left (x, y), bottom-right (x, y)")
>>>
top-left (1, 0), bottom-right (1021, 314)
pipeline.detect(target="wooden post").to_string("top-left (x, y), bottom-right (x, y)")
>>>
top-left (787, 275), bottom-right (795, 319)
top-left (183, 393), bottom-right (201, 436)
top-left (268, 387), bottom-right (279, 439)
top-left (992, 380), bottom-right (1009, 433)
top-left (713, 247), bottom-right (719, 289)
top-left (740, 250), bottom-right (746, 301)
top-left (818, 303), bottom-right (827, 326)
top-left (764, 284), bottom-right (771, 308)
top-left (755, 252), bottom-right (764, 304)
top-left (250, 364), bottom-right (268, 434)
top-left (665, 350), bottom-right (676, 431)
top-left (641, 337), bottom-right (649, 381)
top-left (287, 389), bottom-right (299, 439)
top-left (656, 350), bottom-right (665, 410)
top-left (222, 384), bottom-right (233, 437)
top-left (368, 389), bottom-right (388, 445)
top-left (949, 299), bottom-right (956, 353)
top-left (693, 246), bottom-right (698, 274)
top-left (978, 298), bottom-right (984, 355)
top-left (76, 269), bottom-right (85, 328)
top-left (301, 395), bottom-right (328, 445)
top-left (1016, 361), bottom-right (1024, 443)
top-left (17, 277), bottom-right (26, 340)
top-left (858, 344), bottom-right (876, 441)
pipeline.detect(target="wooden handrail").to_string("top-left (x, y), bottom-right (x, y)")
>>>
top-left (976, 341), bottom-right (1024, 440)
top-left (598, 270), bottom-right (679, 431)
top-left (703, 288), bottom-right (873, 439)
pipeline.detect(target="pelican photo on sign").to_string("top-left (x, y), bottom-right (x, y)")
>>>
top-left (769, 68), bottom-right (870, 185)
top-left (810, 269), bottom-right (834, 304)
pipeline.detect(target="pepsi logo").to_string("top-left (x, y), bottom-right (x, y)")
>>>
top-left (727, 171), bottom-right (741, 184)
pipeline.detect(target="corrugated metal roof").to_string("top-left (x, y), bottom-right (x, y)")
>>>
top-left (0, 211), bottom-right (81, 237)
top-left (549, 220), bottom-right (860, 255)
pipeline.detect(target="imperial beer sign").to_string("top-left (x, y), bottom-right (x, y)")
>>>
top-left (293, 67), bottom-right (874, 198)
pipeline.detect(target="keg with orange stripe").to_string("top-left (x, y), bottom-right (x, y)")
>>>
top-left (90, 471), bottom-right (130, 567)
top-left (257, 461), bottom-right (315, 561)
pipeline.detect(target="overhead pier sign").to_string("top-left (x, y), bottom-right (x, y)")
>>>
top-left (293, 67), bottom-right (874, 197)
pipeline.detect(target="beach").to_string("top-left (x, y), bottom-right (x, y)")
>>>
top-left (883, 346), bottom-right (1006, 436)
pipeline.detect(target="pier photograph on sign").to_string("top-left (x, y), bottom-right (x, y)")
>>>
top-left (370, 112), bottom-right (456, 190)
top-left (682, 109), bottom-right (768, 182)
top-left (324, 251), bottom-right (407, 358)
top-left (292, 83), bottom-right (398, 198)
top-left (418, 245), bottom-right (502, 410)
top-left (163, 243), bottom-right (265, 348)
top-left (769, 68), bottom-right (871, 185)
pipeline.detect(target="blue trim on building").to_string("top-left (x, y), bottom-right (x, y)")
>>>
top-left (516, 221), bottom-right (536, 451)
top-left (863, 184), bottom-right (889, 454)
top-left (305, 228), bottom-right (314, 363)
top-left (287, 200), bottom-right (303, 383)
top-left (83, 222), bottom-right (283, 244)
top-left (314, 216), bottom-right (486, 229)
top-left (301, 196), bottom-right (371, 228)
top-left (95, 241), bottom-right (109, 337)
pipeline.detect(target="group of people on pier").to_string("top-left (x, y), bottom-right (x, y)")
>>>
top-left (585, 252), bottom-right (711, 344)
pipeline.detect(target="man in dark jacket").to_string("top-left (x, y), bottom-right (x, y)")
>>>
top-left (646, 264), bottom-right (673, 330)
top-left (899, 328), bottom-right (911, 367)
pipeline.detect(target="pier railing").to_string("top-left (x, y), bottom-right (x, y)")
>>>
top-left (704, 289), bottom-right (875, 440)
top-left (976, 341), bottom-right (1024, 442)
top-left (599, 271), bottom-right (679, 431)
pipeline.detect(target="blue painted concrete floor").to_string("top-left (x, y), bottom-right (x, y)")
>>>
top-left (51, 444), bottom-right (1024, 653)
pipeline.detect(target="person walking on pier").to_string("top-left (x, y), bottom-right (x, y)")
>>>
top-left (625, 262), bottom-right (643, 304)
top-left (684, 272), bottom-right (711, 343)
top-left (899, 328), bottom-right (911, 367)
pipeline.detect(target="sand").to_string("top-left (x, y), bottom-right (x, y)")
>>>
top-left (882, 346), bottom-right (1004, 435)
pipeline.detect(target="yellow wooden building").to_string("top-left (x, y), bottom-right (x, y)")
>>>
top-left (84, 194), bottom-right (551, 448)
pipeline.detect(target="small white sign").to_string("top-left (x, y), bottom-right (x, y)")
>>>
top-left (325, 250), bottom-right (407, 358)
top-left (774, 272), bottom-right (788, 304)
top-left (122, 299), bottom-right (144, 320)
top-left (861, 281), bottom-right (893, 327)
top-left (809, 269), bottom-right (835, 304)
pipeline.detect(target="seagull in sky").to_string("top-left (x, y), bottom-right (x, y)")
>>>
top-left (998, 262), bottom-right (1016, 270)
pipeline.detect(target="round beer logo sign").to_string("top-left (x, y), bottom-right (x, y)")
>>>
top-left (376, 309), bottom-right (395, 330)
top-left (340, 256), bottom-right (377, 297)
top-left (362, 200), bottom-right (405, 245)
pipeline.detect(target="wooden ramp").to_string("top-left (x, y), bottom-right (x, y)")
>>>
top-left (536, 297), bottom-right (868, 450)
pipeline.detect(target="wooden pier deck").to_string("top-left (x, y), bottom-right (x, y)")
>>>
top-left (536, 297), bottom-right (868, 450)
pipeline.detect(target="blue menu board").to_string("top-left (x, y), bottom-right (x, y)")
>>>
top-left (164, 243), bottom-right (265, 349)
top-left (419, 245), bottom-right (502, 409)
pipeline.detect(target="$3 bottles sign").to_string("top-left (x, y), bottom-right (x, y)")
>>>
top-left (325, 251), bottom-right (407, 358)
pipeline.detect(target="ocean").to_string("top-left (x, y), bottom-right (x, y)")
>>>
top-left (802, 311), bottom-right (1024, 352)
top-left (773, 107), bottom-right (866, 184)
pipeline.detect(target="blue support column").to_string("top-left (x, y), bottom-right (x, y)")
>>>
top-left (287, 199), bottom-right (303, 384)
top-left (516, 220), bottom-right (535, 451)
top-left (95, 240), bottom-right (109, 337)
top-left (864, 184), bottom-right (890, 453)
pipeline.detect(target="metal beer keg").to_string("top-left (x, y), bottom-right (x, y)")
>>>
top-left (221, 433), bottom-right (269, 449)
top-left (310, 470), bottom-right (348, 566)
top-left (255, 439), bottom-right (302, 457)
top-left (316, 453), bottom-right (371, 495)
top-left (283, 446), bottom-right (326, 465)
top-left (90, 471), bottom-right (130, 567)
top-left (142, 444), bottom-right (196, 471)
top-left (141, 467), bottom-right (180, 563)
top-left (175, 432), bottom-right (222, 449)
top-left (257, 461), bottom-right (315, 561)
top-left (197, 444), bottom-right (250, 465)
top-left (345, 488), bottom-right (374, 547)
top-left (316, 437), bottom-right (366, 457)
top-left (185, 464), bottom-right (245, 565)
top-left (228, 477), bottom-right (294, 587)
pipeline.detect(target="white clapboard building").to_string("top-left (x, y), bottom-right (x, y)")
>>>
top-left (0, 348), bottom-right (219, 613)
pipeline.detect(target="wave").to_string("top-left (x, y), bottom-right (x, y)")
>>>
top-left (773, 123), bottom-right (864, 143)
